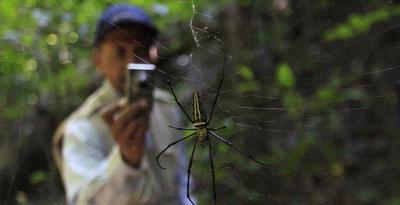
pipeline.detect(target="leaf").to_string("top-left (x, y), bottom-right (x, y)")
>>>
top-left (317, 87), bottom-right (337, 101)
top-left (237, 81), bottom-right (260, 93)
top-left (276, 63), bottom-right (295, 89)
top-left (331, 162), bottom-right (344, 177)
top-left (238, 65), bottom-right (254, 81)
top-left (324, 7), bottom-right (398, 41)
top-left (1, 102), bottom-right (28, 120)
top-left (30, 170), bottom-right (47, 185)
top-left (349, 14), bottom-right (369, 33)
top-left (282, 92), bottom-right (304, 118)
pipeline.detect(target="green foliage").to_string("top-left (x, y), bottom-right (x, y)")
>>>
top-left (317, 87), bottom-right (337, 101)
top-left (2, 103), bottom-right (29, 120)
top-left (275, 63), bottom-right (295, 89)
top-left (30, 170), bottom-right (48, 185)
top-left (324, 6), bottom-right (400, 41)
top-left (385, 197), bottom-right (400, 205)
top-left (15, 191), bottom-right (28, 205)
top-left (274, 63), bottom-right (303, 119)
top-left (236, 65), bottom-right (261, 92)
top-left (282, 92), bottom-right (304, 119)
top-left (236, 0), bottom-right (252, 6)
top-left (237, 81), bottom-right (260, 92)
top-left (238, 65), bottom-right (254, 81)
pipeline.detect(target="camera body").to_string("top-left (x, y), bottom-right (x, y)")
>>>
top-left (126, 63), bottom-right (155, 106)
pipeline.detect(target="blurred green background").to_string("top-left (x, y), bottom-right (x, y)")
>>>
top-left (1, 0), bottom-right (400, 204)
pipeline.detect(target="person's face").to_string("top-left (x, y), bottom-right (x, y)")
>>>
top-left (93, 26), bottom-right (157, 93)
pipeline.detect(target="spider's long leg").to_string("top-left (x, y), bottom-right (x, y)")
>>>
top-left (168, 125), bottom-right (196, 131)
top-left (207, 78), bottom-right (223, 125)
top-left (208, 136), bottom-right (217, 205)
top-left (187, 136), bottom-right (198, 205)
top-left (208, 131), bottom-right (271, 168)
top-left (168, 81), bottom-right (194, 123)
top-left (156, 133), bottom-right (196, 169)
top-left (209, 125), bottom-right (226, 132)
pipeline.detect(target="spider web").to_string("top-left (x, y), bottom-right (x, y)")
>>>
top-left (156, 3), bottom-right (280, 204)
top-left (151, 1), bottom-right (400, 205)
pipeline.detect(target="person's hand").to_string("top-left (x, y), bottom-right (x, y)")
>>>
top-left (101, 99), bottom-right (150, 167)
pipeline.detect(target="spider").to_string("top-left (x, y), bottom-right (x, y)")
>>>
top-left (156, 78), bottom-right (271, 205)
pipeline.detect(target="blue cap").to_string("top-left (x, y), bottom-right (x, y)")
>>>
top-left (94, 4), bottom-right (158, 46)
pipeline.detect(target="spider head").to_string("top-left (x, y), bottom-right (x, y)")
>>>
top-left (196, 126), bottom-right (208, 141)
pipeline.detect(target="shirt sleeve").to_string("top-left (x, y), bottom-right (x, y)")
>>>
top-left (62, 118), bottom-right (156, 205)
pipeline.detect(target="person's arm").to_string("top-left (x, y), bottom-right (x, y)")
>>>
top-left (62, 118), bottom-right (156, 205)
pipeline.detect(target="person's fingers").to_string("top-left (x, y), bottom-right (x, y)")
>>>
top-left (119, 122), bottom-right (138, 145)
top-left (133, 121), bottom-right (149, 144)
top-left (118, 116), bottom-right (149, 166)
top-left (115, 99), bottom-right (150, 126)
top-left (101, 105), bottom-right (120, 125)
top-left (121, 116), bottom-right (149, 145)
top-left (102, 98), bottom-right (150, 145)
top-left (101, 99), bottom-right (126, 125)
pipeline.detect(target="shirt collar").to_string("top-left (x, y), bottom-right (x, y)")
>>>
top-left (101, 79), bottom-right (123, 101)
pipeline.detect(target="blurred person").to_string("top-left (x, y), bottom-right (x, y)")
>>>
top-left (52, 4), bottom-right (191, 205)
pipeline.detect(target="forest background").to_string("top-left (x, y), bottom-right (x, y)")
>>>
top-left (1, 0), bottom-right (400, 204)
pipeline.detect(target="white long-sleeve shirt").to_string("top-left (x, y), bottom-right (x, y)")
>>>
top-left (55, 80), bottom-right (193, 205)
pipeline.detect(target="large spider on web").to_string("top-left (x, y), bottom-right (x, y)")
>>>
top-left (156, 74), bottom-right (271, 205)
